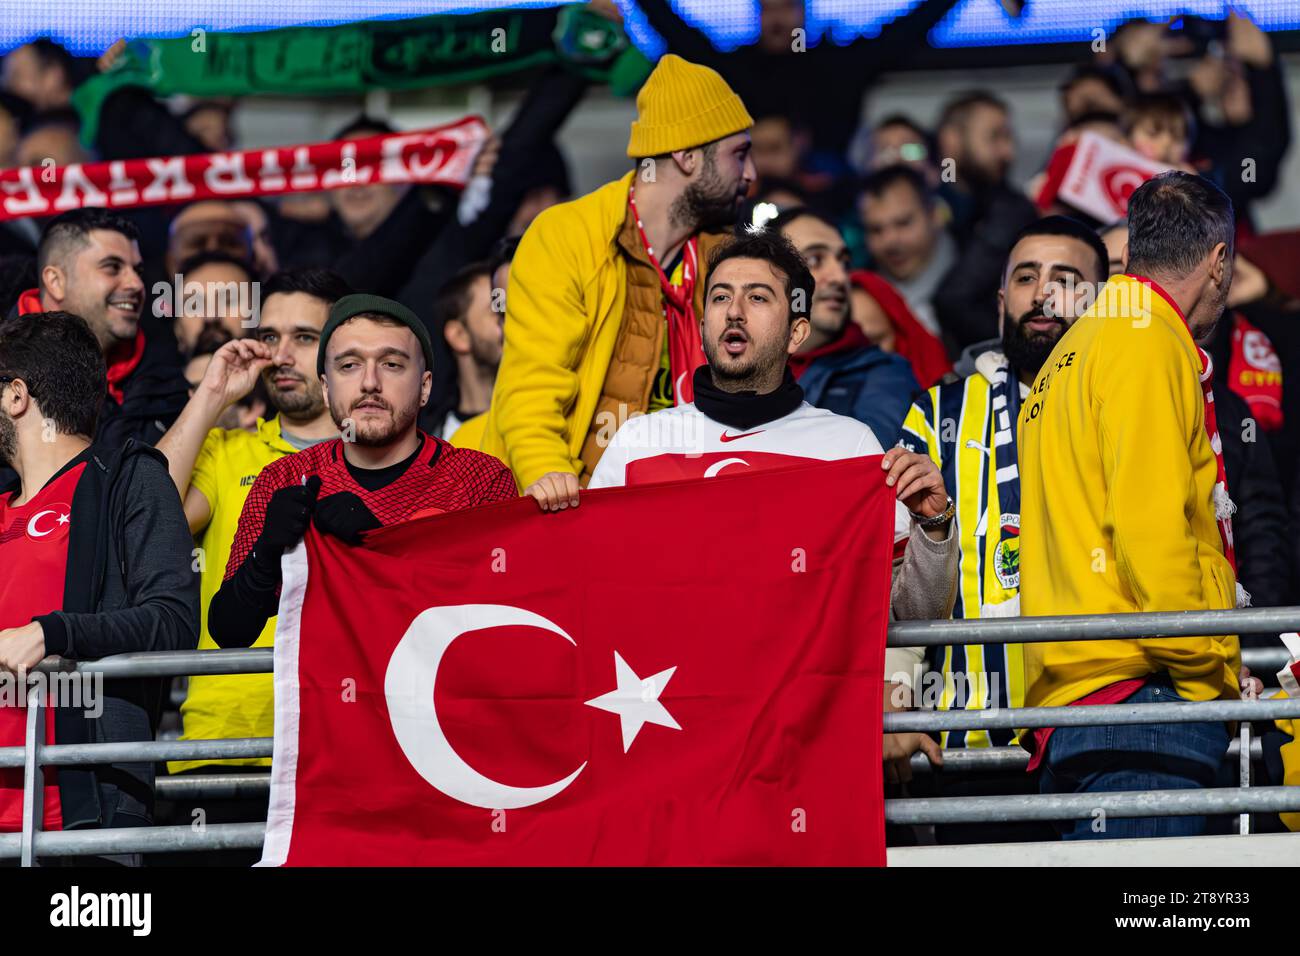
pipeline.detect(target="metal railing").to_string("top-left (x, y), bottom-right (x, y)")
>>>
top-left (3, 607), bottom-right (1300, 864)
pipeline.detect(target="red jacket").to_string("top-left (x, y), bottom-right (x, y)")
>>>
top-left (850, 270), bottom-right (952, 389)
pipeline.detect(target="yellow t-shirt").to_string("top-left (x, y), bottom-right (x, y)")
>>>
top-left (168, 417), bottom-right (298, 773)
top-left (448, 412), bottom-right (488, 450)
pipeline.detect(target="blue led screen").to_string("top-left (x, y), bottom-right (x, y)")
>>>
top-left (1, 0), bottom-right (1297, 56)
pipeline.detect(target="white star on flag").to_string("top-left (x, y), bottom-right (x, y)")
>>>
top-left (584, 651), bottom-right (681, 753)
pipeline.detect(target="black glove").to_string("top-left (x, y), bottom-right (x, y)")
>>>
top-left (313, 491), bottom-right (381, 546)
top-left (253, 475), bottom-right (321, 565)
top-left (212, 474), bottom-right (321, 649)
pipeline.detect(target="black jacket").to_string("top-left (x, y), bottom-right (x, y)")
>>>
top-left (1211, 298), bottom-right (1300, 608)
top-left (931, 184), bottom-right (1040, 351)
top-left (4, 442), bottom-right (201, 829)
top-left (1230, 297), bottom-right (1300, 487)
top-left (93, 87), bottom-right (212, 263)
top-left (1193, 59), bottom-right (1292, 228)
top-left (99, 315), bottom-right (191, 451)
top-left (407, 65), bottom-right (592, 432)
top-left (397, 65), bottom-right (590, 320)
top-left (1213, 385), bottom-right (1292, 615)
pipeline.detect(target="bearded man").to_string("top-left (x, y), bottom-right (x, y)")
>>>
top-left (900, 216), bottom-right (1109, 746)
top-left (897, 214), bottom-right (1110, 842)
top-left (480, 54), bottom-right (757, 507)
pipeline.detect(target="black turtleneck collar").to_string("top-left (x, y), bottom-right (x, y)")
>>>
top-left (691, 365), bottom-right (804, 431)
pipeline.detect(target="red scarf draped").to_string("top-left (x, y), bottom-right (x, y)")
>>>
top-left (628, 186), bottom-right (706, 405)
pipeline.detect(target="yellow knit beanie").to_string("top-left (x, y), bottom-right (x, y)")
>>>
top-left (626, 54), bottom-right (754, 158)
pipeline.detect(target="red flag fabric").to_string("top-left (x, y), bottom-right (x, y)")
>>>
top-left (260, 456), bottom-right (893, 866)
top-left (0, 117), bottom-right (487, 222)
top-left (1035, 131), bottom-right (1173, 221)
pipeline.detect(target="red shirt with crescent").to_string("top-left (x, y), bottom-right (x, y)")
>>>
top-left (0, 460), bottom-right (85, 831)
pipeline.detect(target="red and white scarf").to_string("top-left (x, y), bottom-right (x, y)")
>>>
top-left (628, 185), bottom-right (707, 405)
top-left (0, 118), bottom-right (487, 222)
top-left (1198, 348), bottom-right (1238, 577)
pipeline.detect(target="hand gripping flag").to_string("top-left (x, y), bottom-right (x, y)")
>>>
top-left (261, 456), bottom-right (893, 866)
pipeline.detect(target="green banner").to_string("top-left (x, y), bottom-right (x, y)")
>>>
top-left (73, 6), bottom-right (651, 146)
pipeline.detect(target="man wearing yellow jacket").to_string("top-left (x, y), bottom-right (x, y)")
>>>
top-left (1018, 172), bottom-right (1242, 839)
top-left (480, 55), bottom-right (755, 507)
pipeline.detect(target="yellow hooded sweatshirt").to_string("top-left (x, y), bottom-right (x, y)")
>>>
top-left (1017, 273), bottom-right (1240, 710)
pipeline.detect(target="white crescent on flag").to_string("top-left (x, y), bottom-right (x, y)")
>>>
top-left (702, 457), bottom-right (749, 478)
top-left (384, 604), bottom-right (587, 810)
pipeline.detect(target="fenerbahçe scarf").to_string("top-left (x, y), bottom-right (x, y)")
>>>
top-left (261, 456), bottom-right (892, 866)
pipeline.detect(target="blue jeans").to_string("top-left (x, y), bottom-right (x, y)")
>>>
top-left (1039, 677), bottom-right (1230, 840)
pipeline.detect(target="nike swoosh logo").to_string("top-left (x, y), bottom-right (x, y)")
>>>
top-left (720, 430), bottom-right (764, 442)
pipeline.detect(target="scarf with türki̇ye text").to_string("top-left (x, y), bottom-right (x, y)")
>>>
top-left (0, 120), bottom-right (486, 223)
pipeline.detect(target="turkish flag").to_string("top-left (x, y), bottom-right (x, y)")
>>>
top-left (1036, 131), bottom-right (1172, 222)
top-left (261, 456), bottom-right (893, 865)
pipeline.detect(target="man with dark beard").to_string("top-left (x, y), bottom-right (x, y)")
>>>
top-left (481, 55), bottom-right (756, 509)
top-left (898, 215), bottom-right (1107, 843)
top-left (208, 294), bottom-right (517, 650)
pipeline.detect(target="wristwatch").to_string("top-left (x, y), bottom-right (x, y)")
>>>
top-left (910, 495), bottom-right (955, 530)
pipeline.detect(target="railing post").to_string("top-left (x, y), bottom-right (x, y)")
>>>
top-left (1238, 721), bottom-right (1251, 836)
top-left (19, 679), bottom-right (44, 867)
